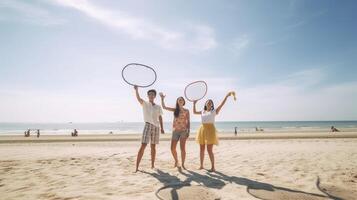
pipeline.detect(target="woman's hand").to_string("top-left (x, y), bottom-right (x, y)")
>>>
top-left (227, 91), bottom-right (236, 101)
top-left (231, 91), bottom-right (236, 100)
top-left (159, 92), bottom-right (165, 99)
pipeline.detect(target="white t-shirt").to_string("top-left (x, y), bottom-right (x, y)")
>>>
top-left (201, 110), bottom-right (216, 124)
top-left (142, 101), bottom-right (163, 127)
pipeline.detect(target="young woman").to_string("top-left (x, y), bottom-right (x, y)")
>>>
top-left (193, 92), bottom-right (235, 172)
top-left (160, 93), bottom-right (190, 169)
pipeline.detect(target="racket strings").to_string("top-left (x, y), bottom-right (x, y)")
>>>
top-left (184, 81), bottom-right (207, 102)
top-left (122, 63), bottom-right (157, 87)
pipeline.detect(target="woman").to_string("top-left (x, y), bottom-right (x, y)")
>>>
top-left (160, 93), bottom-right (190, 169)
top-left (193, 91), bottom-right (235, 172)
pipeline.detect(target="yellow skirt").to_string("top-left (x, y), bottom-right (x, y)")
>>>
top-left (196, 124), bottom-right (218, 145)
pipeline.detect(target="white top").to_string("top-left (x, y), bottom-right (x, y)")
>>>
top-left (201, 110), bottom-right (216, 124)
top-left (142, 101), bottom-right (163, 127)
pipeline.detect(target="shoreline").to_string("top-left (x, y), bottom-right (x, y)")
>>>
top-left (0, 131), bottom-right (356, 143)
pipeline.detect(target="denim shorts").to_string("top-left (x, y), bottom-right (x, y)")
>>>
top-left (172, 131), bottom-right (189, 141)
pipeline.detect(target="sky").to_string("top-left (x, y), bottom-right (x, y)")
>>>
top-left (0, 0), bottom-right (356, 123)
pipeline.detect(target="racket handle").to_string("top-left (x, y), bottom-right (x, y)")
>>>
top-left (231, 91), bottom-right (236, 101)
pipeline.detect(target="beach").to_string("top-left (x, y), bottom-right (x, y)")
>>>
top-left (1, 131), bottom-right (357, 200)
top-left (2, 0), bottom-right (357, 199)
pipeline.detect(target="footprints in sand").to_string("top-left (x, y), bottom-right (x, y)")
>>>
top-left (109, 153), bottom-right (120, 157)
top-left (0, 155), bottom-right (138, 199)
top-left (256, 172), bottom-right (266, 177)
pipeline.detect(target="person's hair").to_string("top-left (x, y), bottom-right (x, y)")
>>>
top-left (147, 89), bottom-right (157, 96)
top-left (204, 99), bottom-right (214, 111)
top-left (174, 97), bottom-right (185, 118)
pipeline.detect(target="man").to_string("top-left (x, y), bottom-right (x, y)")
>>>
top-left (134, 86), bottom-right (164, 172)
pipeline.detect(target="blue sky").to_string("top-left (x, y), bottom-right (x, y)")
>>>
top-left (0, 0), bottom-right (356, 122)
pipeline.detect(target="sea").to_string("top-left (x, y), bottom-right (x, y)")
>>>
top-left (0, 121), bottom-right (357, 135)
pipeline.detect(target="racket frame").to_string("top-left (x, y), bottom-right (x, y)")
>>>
top-left (122, 63), bottom-right (157, 88)
top-left (184, 80), bottom-right (208, 102)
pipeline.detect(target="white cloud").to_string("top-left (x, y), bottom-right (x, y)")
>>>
top-left (0, 0), bottom-right (66, 26)
top-left (51, 0), bottom-right (217, 52)
top-left (229, 68), bottom-right (357, 121)
top-left (231, 34), bottom-right (250, 56)
top-left (285, 0), bottom-right (328, 30)
top-left (282, 68), bottom-right (326, 87)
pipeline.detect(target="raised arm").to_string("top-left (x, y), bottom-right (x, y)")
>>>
top-left (134, 86), bottom-right (143, 105)
top-left (216, 92), bottom-right (234, 115)
top-left (159, 93), bottom-right (175, 112)
top-left (193, 100), bottom-right (202, 115)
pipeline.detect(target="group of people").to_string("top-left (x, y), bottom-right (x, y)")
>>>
top-left (133, 86), bottom-right (235, 173)
top-left (24, 129), bottom-right (78, 137)
top-left (24, 129), bottom-right (40, 137)
top-left (71, 129), bottom-right (78, 137)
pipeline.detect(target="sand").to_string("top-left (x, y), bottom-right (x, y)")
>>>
top-left (0, 133), bottom-right (357, 200)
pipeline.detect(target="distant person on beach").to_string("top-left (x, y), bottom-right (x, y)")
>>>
top-left (234, 127), bottom-right (238, 136)
top-left (25, 129), bottom-right (30, 137)
top-left (71, 129), bottom-right (78, 137)
top-left (160, 92), bottom-right (190, 170)
top-left (134, 86), bottom-right (164, 173)
top-left (331, 126), bottom-right (340, 132)
top-left (36, 129), bottom-right (40, 138)
top-left (193, 91), bottom-right (235, 172)
top-left (255, 127), bottom-right (264, 132)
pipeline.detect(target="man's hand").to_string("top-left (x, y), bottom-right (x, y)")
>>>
top-left (161, 128), bottom-right (165, 134)
top-left (134, 85), bottom-right (138, 90)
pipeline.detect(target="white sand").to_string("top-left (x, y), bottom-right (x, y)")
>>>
top-left (0, 137), bottom-right (356, 200)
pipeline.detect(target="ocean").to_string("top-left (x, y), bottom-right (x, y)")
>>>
top-left (0, 121), bottom-right (356, 135)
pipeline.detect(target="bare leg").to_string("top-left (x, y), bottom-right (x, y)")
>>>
top-left (180, 137), bottom-right (188, 169)
top-left (207, 144), bottom-right (215, 172)
top-left (135, 143), bottom-right (147, 172)
top-left (151, 144), bottom-right (156, 169)
top-left (199, 144), bottom-right (205, 170)
top-left (171, 140), bottom-right (179, 167)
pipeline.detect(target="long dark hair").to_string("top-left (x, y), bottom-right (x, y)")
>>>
top-left (174, 97), bottom-right (185, 118)
top-left (204, 99), bottom-right (214, 111)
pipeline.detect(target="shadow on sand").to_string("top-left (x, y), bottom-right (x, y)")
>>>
top-left (142, 169), bottom-right (223, 200)
top-left (143, 169), bottom-right (349, 200)
top-left (316, 176), bottom-right (356, 200)
top-left (208, 171), bottom-right (330, 200)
